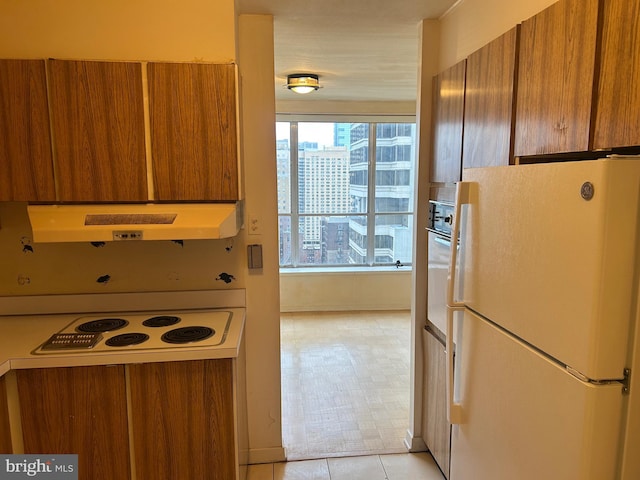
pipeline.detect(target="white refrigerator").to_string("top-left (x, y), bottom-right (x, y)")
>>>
top-left (445, 157), bottom-right (640, 480)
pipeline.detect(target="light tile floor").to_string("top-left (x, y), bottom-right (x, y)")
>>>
top-left (280, 311), bottom-right (412, 460)
top-left (247, 453), bottom-right (445, 480)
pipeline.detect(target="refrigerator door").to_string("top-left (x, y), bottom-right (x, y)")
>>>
top-left (451, 309), bottom-right (624, 480)
top-left (460, 159), bottom-right (640, 380)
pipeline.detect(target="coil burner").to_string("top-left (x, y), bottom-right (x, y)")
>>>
top-left (142, 315), bottom-right (181, 328)
top-left (76, 318), bottom-right (129, 333)
top-left (161, 326), bottom-right (215, 344)
top-left (105, 332), bottom-right (150, 347)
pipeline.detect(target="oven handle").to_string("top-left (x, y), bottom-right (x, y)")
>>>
top-left (433, 234), bottom-right (451, 248)
top-left (445, 181), bottom-right (471, 425)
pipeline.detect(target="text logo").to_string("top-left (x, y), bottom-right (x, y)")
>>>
top-left (0, 456), bottom-right (77, 480)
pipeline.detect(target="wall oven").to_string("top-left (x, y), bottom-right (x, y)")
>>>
top-left (422, 199), bottom-right (457, 478)
top-left (427, 200), bottom-right (456, 336)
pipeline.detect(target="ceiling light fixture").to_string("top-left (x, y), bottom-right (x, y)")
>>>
top-left (286, 74), bottom-right (320, 94)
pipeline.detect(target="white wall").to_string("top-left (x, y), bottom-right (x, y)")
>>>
top-left (276, 100), bottom-right (417, 116)
top-left (238, 14), bottom-right (286, 464)
top-left (0, 0), bottom-right (236, 61)
top-left (280, 270), bottom-right (411, 312)
top-left (407, 18), bottom-right (441, 452)
top-left (439, 0), bottom-right (557, 71)
top-left (0, 202), bottom-right (246, 295)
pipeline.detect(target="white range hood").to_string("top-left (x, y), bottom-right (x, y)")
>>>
top-left (27, 203), bottom-right (242, 242)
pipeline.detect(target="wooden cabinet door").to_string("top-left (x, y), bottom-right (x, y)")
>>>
top-left (129, 360), bottom-right (236, 480)
top-left (514, 0), bottom-right (599, 156)
top-left (0, 60), bottom-right (55, 201)
top-left (431, 61), bottom-right (466, 183)
top-left (148, 62), bottom-right (239, 201)
top-left (48, 59), bottom-right (147, 202)
top-left (593, 0), bottom-right (640, 149)
top-left (463, 27), bottom-right (519, 170)
top-left (422, 326), bottom-right (450, 478)
top-left (0, 375), bottom-right (12, 453)
top-left (16, 366), bottom-right (131, 480)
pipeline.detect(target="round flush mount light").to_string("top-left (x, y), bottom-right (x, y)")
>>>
top-left (286, 74), bottom-right (320, 94)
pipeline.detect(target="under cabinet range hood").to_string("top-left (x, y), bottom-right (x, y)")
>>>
top-left (27, 203), bottom-right (242, 242)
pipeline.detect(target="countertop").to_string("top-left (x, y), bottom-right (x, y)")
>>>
top-left (0, 307), bottom-right (245, 376)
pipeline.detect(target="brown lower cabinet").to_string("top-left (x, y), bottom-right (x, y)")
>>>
top-left (16, 366), bottom-right (131, 479)
top-left (0, 375), bottom-right (13, 453)
top-left (15, 359), bottom-right (240, 480)
top-left (422, 325), bottom-right (450, 479)
top-left (129, 360), bottom-right (237, 480)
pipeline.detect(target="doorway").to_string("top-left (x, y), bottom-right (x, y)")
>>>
top-left (280, 310), bottom-right (411, 460)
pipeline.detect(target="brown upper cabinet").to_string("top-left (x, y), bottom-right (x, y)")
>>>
top-left (463, 27), bottom-right (520, 170)
top-left (148, 63), bottom-right (239, 201)
top-left (593, 0), bottom-right (640, 149)
top-left (514, 0), bottom-right (599, 156)
top-left (0, 59), bottom-right (239, 203)
top-left (0, 60), bottom-right (56, 202)
top-left (48, 59), bottom-right (148, 202)
top-left (431, 60), bottom-right (466, 183)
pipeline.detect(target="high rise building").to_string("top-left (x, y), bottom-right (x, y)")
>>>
top-left (334, 123), bottom-right (351, 148)
top-left (276, 138), bottom-right (292, 264)
top-left (298, 146), bottom-right (349, 262)
top-left (348, 123), bottom-right (415, 265)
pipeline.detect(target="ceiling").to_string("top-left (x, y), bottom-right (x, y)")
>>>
top-left (237, 0), bottom-right (457, 103)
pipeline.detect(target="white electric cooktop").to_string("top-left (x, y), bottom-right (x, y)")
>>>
top-left (32, 309), bottom-right (234, 355)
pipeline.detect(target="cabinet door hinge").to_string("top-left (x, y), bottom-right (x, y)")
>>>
top-left (623, 368), bottom-right (631, 395)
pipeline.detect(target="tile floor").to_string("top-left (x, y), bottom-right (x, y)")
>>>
top-left (280, 311), bottom-right (412, 460)
top-left (247, 452), bottom-right (445, 480)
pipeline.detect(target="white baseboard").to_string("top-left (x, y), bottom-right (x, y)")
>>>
top-left (404, 429), bottom-right (428, 453)
top-left (248, 446), bottom-right (287, 465)
top-left (280, 304), bottom-right (410, 313)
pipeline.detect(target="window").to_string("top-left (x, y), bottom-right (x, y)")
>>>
top-left (277, 121), bottom-right (415, 268)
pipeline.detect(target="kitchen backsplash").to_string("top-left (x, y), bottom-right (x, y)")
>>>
top-left (0, 203), bottom-right (246, 296)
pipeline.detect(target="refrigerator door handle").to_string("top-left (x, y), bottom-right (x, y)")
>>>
top-left (446, 181), bottom-right (472, 425)
top-left (446, 181), bottom-right (470, 310)
top-left (446, 304), bottom-right (464, 424)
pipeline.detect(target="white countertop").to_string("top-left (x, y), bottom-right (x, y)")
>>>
top-left (0, 290), bottom-right (246, 376)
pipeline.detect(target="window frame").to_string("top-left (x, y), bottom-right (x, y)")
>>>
top-left (277, 115), bottom-right (416, 269)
